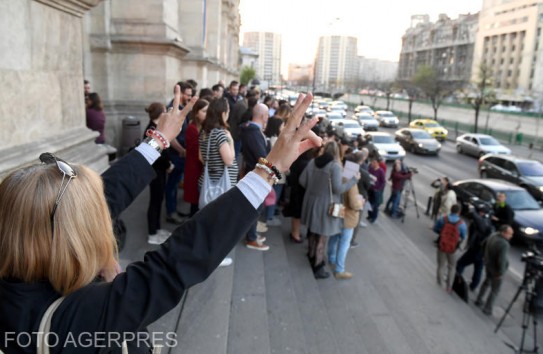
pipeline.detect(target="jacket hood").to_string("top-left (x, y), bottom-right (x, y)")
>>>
top-left (315, 153), bottom-right (334, 168)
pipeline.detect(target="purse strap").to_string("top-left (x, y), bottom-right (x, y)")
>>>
top-left (37, 297), bottom-right (65, 354)
top-left (328, 175), bottom-right (333, 202)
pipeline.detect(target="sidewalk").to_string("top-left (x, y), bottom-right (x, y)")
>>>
top-left (118, 187), bottom-right (530, 354)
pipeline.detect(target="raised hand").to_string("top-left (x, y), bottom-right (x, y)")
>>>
top-left (157, 84), bottom-right (199, 142)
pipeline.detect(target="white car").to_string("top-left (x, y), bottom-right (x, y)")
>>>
top-left (456, 134), bottom-right (512, 157)
top-left (365, 132), bottom-right (406, 161)
top-left (355, 112), bottom-right (379, 131)
top-left (332, 119), bottom-right (365, 139)
top-left (354, 105), bottom-right (375, 116)
top-left (327, 105), bottom-right (347, 117)
top-left (374, 111), bottom-right (399, 128)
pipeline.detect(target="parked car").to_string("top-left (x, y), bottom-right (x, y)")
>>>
top-left (332, 119), bottom-right (365, 139)
top-left (453, 179), bottom-right (543, 243)
top-left (409, 119), bottom-right (448, 141)
top-left (354, 105), bottom-right (375, 116)
top-left (478, 154), bottom-right (543, 202)
top-left (456, 134), bottom-right (511, 157)
top-left (374, 111), bottom-right (399, 128)
top-left (355, 112), bottom-right (379, 131)
top-left (364, 132), bottom-right (406, 161)
top-left (394, 128), bottom-right (441, 155)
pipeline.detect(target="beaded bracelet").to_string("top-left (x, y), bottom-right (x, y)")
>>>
top-left (255, 163), bottom-right (279, 184)
top-left (146, 129), bottom-right (170, 149)
top-left (258, 157), bottom-right (283, 180)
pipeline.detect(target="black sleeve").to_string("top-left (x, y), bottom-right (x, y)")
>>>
top-left (505, 205), bottom-right (515, 226)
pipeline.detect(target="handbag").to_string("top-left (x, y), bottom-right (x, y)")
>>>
top-left (37, 297), bottom-right (162, 354)
top-left (198, 129), bottom-right (232, 209)
top-left (328, 176), bottom-right (345, 218)
top-left (264, 188), bottom-right (277, 207)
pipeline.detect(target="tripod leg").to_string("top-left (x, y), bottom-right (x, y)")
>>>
top-left (495, 284), bottom-right (525, 333)
top-left (531, 297), bottom-right (539, 353)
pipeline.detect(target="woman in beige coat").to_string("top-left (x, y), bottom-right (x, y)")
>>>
top-left (327, 154), bottom-right (363, 279)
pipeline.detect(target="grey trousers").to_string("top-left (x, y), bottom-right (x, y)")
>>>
top-left (437, 250), bottom-right (458, 289)
top-left (476, 270), bottom-right (503, 313)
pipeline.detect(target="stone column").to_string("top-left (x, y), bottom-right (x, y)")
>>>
top-left (0, 0), bottom-right (108, 179)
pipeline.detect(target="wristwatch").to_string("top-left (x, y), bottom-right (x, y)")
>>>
top-left (143, 136), bottom-right (163, 153)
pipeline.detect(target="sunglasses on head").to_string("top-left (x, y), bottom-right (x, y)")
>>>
top-left (39, 152), bottom-right (77, 234)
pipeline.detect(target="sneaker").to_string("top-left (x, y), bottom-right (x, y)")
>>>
top-left (257, 235), bottom-right (267, 244)
top-left (314, 267), bottom-right (330, 279)
top-left (157, 229), bottom-right (171, 237)
top-left (350, 241), bottom-right (359, 248)
top-left (166, 213), bottom-right (184, 224)
top-left (266, 217), bottom-right (282, 227)
top-left (358, 221), bottom-right (368, 228)
top-left (148, 233), bottom-right (168, 245)
top-left (219, 257), bottom-right (233, 267)
top-left (246, 240), bottom-right (270, 251)
top-left (257, 221), bottom-right (268, 233)
top-left (334, 271), bottom-right (353, 280)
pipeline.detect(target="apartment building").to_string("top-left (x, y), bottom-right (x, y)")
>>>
top-left (242, 32), bottom-right (282, 85)
top-left (314, 35), bottom-right (359, 91)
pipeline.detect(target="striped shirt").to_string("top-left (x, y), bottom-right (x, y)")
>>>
top-left (199, 128), bottom-right (238, 187)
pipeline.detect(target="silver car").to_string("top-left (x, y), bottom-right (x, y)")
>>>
top-left (365, 132), bottom-right (406, 161)
top-left (374, 111), bottom-right (399, 128)
top-left (395, 128), bottom-right (441, 155)
top-left (456, 133), bottom-right (511, 158)
top-left (355, 112), bottom-right (379, 131)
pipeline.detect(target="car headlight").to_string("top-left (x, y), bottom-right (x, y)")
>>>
top-left (443, 130), bottom-right (448, 135)
top-left (521, 227), bottom-right (539, 236)
top-left (437, 143), bottom-right (442, 149)
top-left (378, 149), bottom-right (387, 156)
top-left (539, 186), bottom-right (543, 192)
top-left (418, 143), bottom-right (423, 148)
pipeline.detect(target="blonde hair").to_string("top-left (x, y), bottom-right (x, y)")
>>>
top-left (0, 163), bottom-right (117, 295)
top-left (323, 140), bottom-right (341, 162)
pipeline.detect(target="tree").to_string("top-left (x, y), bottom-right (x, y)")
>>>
top-left (240, 66), bottom-right (256, 85)
top-left (459, 64), bottom-right (496, 134)
top-left (413, 65), bottom-right (455, 120)
top-left (397, 79), bottom-right (420, 124)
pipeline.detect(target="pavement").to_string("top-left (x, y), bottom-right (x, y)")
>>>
top-left (117, 180), bottom-right (539, 354)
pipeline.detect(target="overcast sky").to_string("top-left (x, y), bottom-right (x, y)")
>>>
top-left (239, 0), bottom-right (483, 77)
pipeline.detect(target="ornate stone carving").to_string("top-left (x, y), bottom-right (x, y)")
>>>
top-left (34, 0), bottom-right (103, 17)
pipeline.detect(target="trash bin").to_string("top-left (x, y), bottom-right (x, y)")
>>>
top-left (516, 132), bottom-right (524, 145)
top-left (121, 116), bottom-right (141, 155)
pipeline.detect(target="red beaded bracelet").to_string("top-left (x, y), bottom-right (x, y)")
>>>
top-left (146, 129), bottom-right (170, 149)
top-left (258, 157), bottom-right (282, 180)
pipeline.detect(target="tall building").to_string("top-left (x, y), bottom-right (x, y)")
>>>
top-left (242, 32), bottom-right (282, 85)
top-left (398, 13), bottom-right (479, 86)
top-left (288, 63), bottom-right (314, 86)
top-left (473, 0), bottom-right (543, 104)
top-left (314, 35), bottom-right (359, 91)
top-left (358, 58), bottom-right (398, 83)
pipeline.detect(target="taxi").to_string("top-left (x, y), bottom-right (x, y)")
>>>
top-left (409, 119), bottom-right (448, 141)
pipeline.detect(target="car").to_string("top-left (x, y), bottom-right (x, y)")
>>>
top-left (355, 112), bottom-right (379, 131)
top-left (409, 119), bottom-right (448, 141)
top-left (374, 111), bottom-right (399, 128)
top-left (478, 154), bottom-right (543, 202)
top-left (354, 105), bottom-right (375, 116)
top-left (326, 111), bottom-right (343, 121)
top-left (364, 132), bottom-right (406, 161)
top-left (331, 119), bottom-right (365, 139)
top-left (394, 128), bottom-right (441, 155)
top-left (491, 104), bottom-right (522, 112)
top-left (329, 101), bottom-right (348, 111)
top-left (327, 105), bottom-right (347, 117)
top-left (453, 179), bottom-right (543, 243)
top-left (456, 134), bottom-right (512, 157)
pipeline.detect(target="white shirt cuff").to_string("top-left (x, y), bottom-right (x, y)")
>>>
top-left (135, 143), bottom-right (161, 165)
top-left (237, 171), bottom-right (272, 209)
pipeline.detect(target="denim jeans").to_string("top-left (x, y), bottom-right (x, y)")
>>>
top-left (456, 248), bottom-right (484, 290)
top-left (165, 155), bottom-right (185, 215)
top-left (368, 190), bottom-right (383, 222)
top-left (247, 204), bottom-right (264, 242)
top-left (265, 184), bottom-right (284, 220)
top-left (327, 228), bottom-right (354, 273)
top-left (385, 190), bottom-right (402, 216)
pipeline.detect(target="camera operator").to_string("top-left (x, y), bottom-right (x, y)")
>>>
top-left (475, 224), bottom-right (514, 316)
top-left (384, 160), bottom-right (414, 218)
top-left (456, 203), bottom-right (494, 291)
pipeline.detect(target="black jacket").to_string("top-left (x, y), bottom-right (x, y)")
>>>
top-left (240, 122), bottom-right (269, 171)
top-left (0, 149), bottom-right (259, 353)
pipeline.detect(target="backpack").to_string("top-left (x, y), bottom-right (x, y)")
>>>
top-left (439, 216), bottom-right (463, 254)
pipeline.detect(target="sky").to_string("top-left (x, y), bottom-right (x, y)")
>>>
top-left (239, 0), bottom-right (483, 78)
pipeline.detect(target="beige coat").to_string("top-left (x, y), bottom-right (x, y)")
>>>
top-left (343, 183), bottom-right (363, 229)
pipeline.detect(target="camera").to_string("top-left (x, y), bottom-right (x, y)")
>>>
top-left (521, 251), bottom-right (543, 272)
top-left (408, 167), bottom-right (419, 174)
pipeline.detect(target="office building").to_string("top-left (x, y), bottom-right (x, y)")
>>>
top-left (243, 32), bottom-right (282, 85)
top-left (314, 35), bottom-right (359, 91)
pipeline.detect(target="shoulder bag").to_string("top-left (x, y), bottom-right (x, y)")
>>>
top-left (198, 129), bottom-right (232, 209)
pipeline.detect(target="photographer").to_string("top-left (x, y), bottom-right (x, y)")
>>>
top-left (384, 160), bottom-right (414, 218)
top-left (456, 203), bottom-right (494, 291)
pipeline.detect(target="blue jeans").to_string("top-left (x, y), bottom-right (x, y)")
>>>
top-left (368, 190), bottom-right (383, 222)
top-left (165, 155), bottom-right (185, 215)
top-left (247, 204), bottom-right (264, 242)
top-left (327, 228), bottom-right (354, 273)
top-left (456, 248), bottom-right (484, 290)
top-left (265, 184), bottom-right (284, 220)
top-left (385, 190), bottom-right (402, 216)
top-left (234, 140), bottom-right (242, 160)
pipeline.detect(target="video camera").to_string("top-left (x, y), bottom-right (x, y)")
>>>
top-left (522, 246), bottom-right (543, 273)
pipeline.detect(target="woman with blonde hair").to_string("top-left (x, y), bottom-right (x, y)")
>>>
top-left (0, 89), bottom-right (322, 353)
top-left (300, 140), bottom-right (359, 279)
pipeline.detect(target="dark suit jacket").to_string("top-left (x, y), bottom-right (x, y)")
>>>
top-left (0, 149), bottom-right (259, 354)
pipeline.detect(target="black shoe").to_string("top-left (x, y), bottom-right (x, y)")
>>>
top-left (290, 233), bottom-right (303, 243)
top-left (474, 300), bottom-right (483, 307)
top-left (350, 241), bottom-right (359, 248)
top-left (314, 267), bottom-right (330, 279)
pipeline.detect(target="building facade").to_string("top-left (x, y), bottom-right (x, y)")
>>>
top-left (473, 0), bottom-right (543, 104)
top-left (398, 13), bottom-right (479, 86)
top-left (314, 35), bottom-right (359, 92)
top-left (288, 63), bottom-right (314, 86)
top-left (84, 0), bottom-right (241, 148)
top-left (242, 32), bottom-right (282, 85)
top-left (358, 58), bottom-right (398, 83)
top-left (239, 46), bottom-right (259, 68)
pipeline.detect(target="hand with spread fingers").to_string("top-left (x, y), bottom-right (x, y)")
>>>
top-left (156, 84), bottom-right (199, 142)
top-left (265, 93), bottom-right (322, 173)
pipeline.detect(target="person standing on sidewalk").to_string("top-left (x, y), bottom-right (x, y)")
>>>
top-left (367, 158), bottom-right (385, 224)
top-left (491, 192), bottom-right (514, 230)
top-left (433, 204), bottom-right (467, 293)
top-left (475, 225), bottom-right (513, 315)
top-left (384, 159), bottom-right (413, 218)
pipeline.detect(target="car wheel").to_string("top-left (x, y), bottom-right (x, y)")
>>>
top-left (480, 170), bottom-right (487, 178)
top-left (456, 145), bottom-right (463, 154)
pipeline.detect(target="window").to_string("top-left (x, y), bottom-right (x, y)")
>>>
top-left (479, 188), bottom-right (495, 203)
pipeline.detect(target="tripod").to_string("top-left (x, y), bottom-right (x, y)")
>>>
top-left (495, 260), bottom-right (540, 353)
top-left (401, 178), bottom-right (420, 223)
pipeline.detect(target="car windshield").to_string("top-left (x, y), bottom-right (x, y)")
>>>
top-left (424, 122), bottom-right (440, 127)
top-left (517, 161), bottom-right (543, 176)
top-left (372, 136), bottom-right (395, 144)
top-left (411, 130), bottom-right (432, 139)
top-left (479, 137), bottom-right (500, 146)
top-left (359, 116), bottom-right (374, 120)
top-left (503, 190), bottom-right (541, 210)
top-left (379, 112), bottom-right (394, 117)
top-left (344, 123), bottom-right (360, 129)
